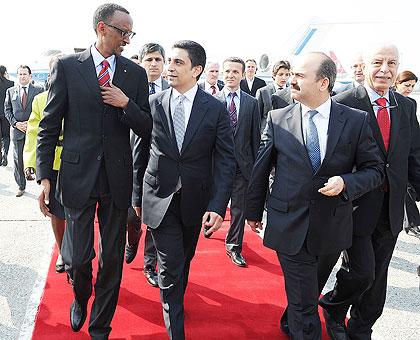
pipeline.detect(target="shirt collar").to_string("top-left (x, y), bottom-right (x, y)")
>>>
top-left (223, 87), bottom-right (241, 100)
top-left (151, 77), bottom-right (162, 89)
top-left (91, 44), bottom-right (116, 72)
top-left (171, 84), bottom-right (198, 103)
top-left (364, 83), bottom-right (390, 105)
top-left (301, 98), bottom-right (331, 119)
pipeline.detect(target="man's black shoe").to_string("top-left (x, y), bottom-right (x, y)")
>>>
top-left (70, 299), bottom-right (87, 332)
top-left (280, 308), bottom-right (290, 335)
top-left (144, 267), bottom-right (158, 287)
top-left (322, 307), bottom-right (348, 340)
top-left (226, 250), bottom-right (247, 267)
top-left (125, 242), bottom-right (139, 264)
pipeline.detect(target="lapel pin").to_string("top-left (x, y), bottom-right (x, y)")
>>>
top-left (124, 69), bottom-right (127, 73)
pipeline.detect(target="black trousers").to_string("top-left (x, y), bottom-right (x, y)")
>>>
top-left (12, 138), bottom-right (25, 190)
top-left (151, 193), bottom-right (201, 340)
top-left (61, 165), bottom-right (127, 339)
top-left (226, 169), bottom-right (248, 253)
top-left (0, 116), bottom-right (10, 157)
top-left (143, 228), bottom-right (158, 270)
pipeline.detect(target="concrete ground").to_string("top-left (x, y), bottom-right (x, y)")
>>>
top-left (0, 151), bottom-right (419, 339)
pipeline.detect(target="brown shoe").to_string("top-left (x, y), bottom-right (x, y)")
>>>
top-left (16, 189), bottom-right (25, 197)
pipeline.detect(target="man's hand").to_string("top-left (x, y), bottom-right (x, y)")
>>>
top-left (133, 206), bottom-right (142, 218)
top-left (24, 167), bottom-right (35, 180)
top-left (202, 211), bottom-right (223, 236)
top-left (318, 176), bottom-right (345, 196)
top-left (246, 220), bottom-right (263, 234)
top-left (39, 179), bottom-right (52, 217)
top-left (15, 121), bottom-right (27, 132)
top-left (101, 81), bottom-right (129, 108)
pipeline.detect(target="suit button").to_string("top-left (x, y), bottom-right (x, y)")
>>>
top-left (386, 163), bottom-right (390, 168)
top-left (97, 155), bottom-right (102, 161)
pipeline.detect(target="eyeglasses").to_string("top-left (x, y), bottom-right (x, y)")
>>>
top-left (371, 91), bottom-right (399, 110)
top-left (103, 22), bottom-right (136, 39)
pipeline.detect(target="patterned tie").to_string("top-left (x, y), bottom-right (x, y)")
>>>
top-left (21, 87), bottom-right (27, 110)
top-left (210, 85), bottom-right (216, 95)
top-left (375, 97), bottom-right (391, 151)
top-left (306, 110), bottom-right (321, 173)
top-left (98, 60), bottom-right (110, 87)
top-left (228, 92), bottom-right (238, 131)
top-left (173, 95), bottom-right (186, 152)
top-left (149, 82), bottom-right (156, 94)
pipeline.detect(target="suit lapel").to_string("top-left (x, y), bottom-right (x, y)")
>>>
top-left (112, 56), bottom-right (128, 89)
top-left (157, 90), bottom-right (177, 146)
top-left (236, 91), bottom-right (248, 137)
top-left (182, 89), bottom-right (209, 153)
top-left (387, 90), bottom-right (401, 157)
top-left (76, 49), bottom-right (102, 105)
top-left (26, 84), bottom-right (36, 110)
top-left (321, 101), bottom-right (346, 168)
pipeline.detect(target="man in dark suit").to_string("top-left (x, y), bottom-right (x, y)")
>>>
top-left (127, 42), bottom-right (170, 287)
top-left (198, 61), bottom-right (224, 95)
top-left (36, 3), bottom-right (152, 338)
top-left (0, 65), bottom-right (14, 166)
top-left (215, 57), bottom-right (260, 267)
top-left (245, 52), bottom-right (384, 340)
top-left (271, 86), bottom-right (294, 110)
top-left (4, 65), bottom-right (43, 196)
top-left (319, 44), bottom-right (420, 340)
top-left (256, 60), bottom-right (291, 132)
top-left (240, 59), bottom-right (266, 97)
top-left (133, 40), bottom-right (235, 340)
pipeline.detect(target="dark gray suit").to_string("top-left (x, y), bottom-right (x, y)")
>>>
top-left (4, 83), bottom-right (43, 189)
top-left (216, 90), bottom-right (260, 253)
top-left (271, 87), bottom-right (293, 110)
top-left (134, 87), bottom-right (235, 339)
top-left (246, 100), bottom-right (384, 339)
top-left (256, 82), bottom-right (278, 132)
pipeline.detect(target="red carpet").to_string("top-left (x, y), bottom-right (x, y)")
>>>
top-left (32, 211), bottom-right (329, 339)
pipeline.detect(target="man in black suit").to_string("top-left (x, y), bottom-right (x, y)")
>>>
top-left (0, 65), bottom-right (14, 166)
top-left (133, 40), bottom-right (235, 340)
top-left (198, 61), bottom-right (224, 95)
top-left (319, 44), bottom-right (420, 340)
top-left (245, 52), bottom-right (384, 340)
top-left (240, 59), bottom-right (266, 97)
top-left (36, 3), bottom-right (152, 338)
top-left (4, 65), bottom-right (43, 196)
top-left (125, 42), bottom-right (170, 288)
top-left (215, 57), bottom-right (260, 267)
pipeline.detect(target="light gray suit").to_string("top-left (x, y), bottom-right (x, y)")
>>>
top-left (217, 89), bottom-right (261, 253)
top-left (4, 83), bottom-right (43, 189)
top-left (256, 82), bottom-right (278, 132)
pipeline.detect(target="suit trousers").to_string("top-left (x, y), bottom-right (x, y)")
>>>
top-left (277, 243), bottom-right (323, 340)
top-left (226, 169), bottom-right (248, 253)
top-left (61, 164), bottom-right (127, 339)
top-left (0, 116), bottom-right (10, 156)
top-left (144, 228), bottom-right (158, 269)
top-left (150, 193), bottom-right (201, 340)
top-left (12, 138), bottom-right (25, 190)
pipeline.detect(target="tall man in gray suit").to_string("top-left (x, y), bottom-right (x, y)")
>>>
top-left (127, 42), bottom-right (170, 288)
top-left (133, 40), bottom-right (235, 340)
top-left (245, 52), bottom-right (384, 340)
top-left (37, 3), bottom-right (152, 338)
top-left (216, 57), bottom-right (260, 267)
top-left (4, 65), bottom-right (43, 196)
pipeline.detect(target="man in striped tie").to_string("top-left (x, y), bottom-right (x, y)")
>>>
top-left (36, 3), bottom-right (152, 338)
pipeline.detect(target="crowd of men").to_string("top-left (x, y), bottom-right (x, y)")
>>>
top-left (0, 2), bottom-right (419, 340)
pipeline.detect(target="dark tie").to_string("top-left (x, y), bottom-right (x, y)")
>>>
top-left (21, 87), bottom-right (27, 110)
top-left (306, 110), bottom-right (321, 173)
top-left (149, 82), bottom-right (156, 94)
top-left (228, 92), bottom-right (238, 131)
top-left (375, 97), bottom-right (390, 151)
top-left (98, 60), bottom-right (110, 87)
top-left (210, 85), bottom-right (216, 95)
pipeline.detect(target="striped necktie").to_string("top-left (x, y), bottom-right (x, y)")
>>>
top-left (228, 92), bottom-right (238, 131)
top-left (98, 60), bottom-right (110, 87)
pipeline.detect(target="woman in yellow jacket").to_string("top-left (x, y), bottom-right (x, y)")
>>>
top-left (23, 89), bottom-right (65, 273)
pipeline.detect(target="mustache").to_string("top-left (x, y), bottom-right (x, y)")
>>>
top-left (291, 84), bottom-right (300, 91)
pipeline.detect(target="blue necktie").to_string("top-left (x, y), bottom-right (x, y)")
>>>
top-left (149, 82), bottom-right (156, 94)
top-left (306, 110), bottom-right (321, 173)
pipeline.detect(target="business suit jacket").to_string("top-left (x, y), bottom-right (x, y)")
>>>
top-left (256, 83), bottom-right (277, 130)
top-left (37, 49), bottom-right (152, 210)
top-left (334, 86), bottom-right (420, 236)
top-left (198, 80), bottom-right (224, 92)
top-left (135, 87), bottom-right (236, 229)
top-left (333, 81), bottom-right (358, 95)
top-left (216, 90), bottom-right (261, 179)
top-left (246, 101), bottom-right (384, 256)
top-left (240, 77), bottom-right (266, 97)
top-left (161, 77), bottom-right (170, 91)
top-left (0, 77), bottom-right (14, 118)
top-left (272, 87), bottom-right (293, 110)
top-left (4, 83), bottom-right (43, 140)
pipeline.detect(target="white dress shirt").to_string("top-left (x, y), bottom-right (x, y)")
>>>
top-left (364, 84), bottom-right (391, 119)
top-left (204, 81), bottom-right (220, 95)
top-left (301, 98), bottom-right (331, 162)
top-left (170, 85), bottom-right (198, 129)
top-left (223, 87), bottom-right (241, 115)
top-left (91, 44), bottom-right (116, 80)
top-left (246, 77), bottom-right (254, 91)
top-left (150, 77), bottom-right (164, 93)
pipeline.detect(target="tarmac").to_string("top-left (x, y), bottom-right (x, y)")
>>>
top-left (0, 150), bottom-right (419, 340)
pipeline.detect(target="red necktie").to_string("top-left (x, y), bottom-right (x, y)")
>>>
top-left (210, 85), bottom-right (216, 95)
top-left (98, 60), bottom-right (111, 87)
top-left (375, 98), bottom-right (390, 151)
top-left (21, 87), bottom-right (27, 110)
